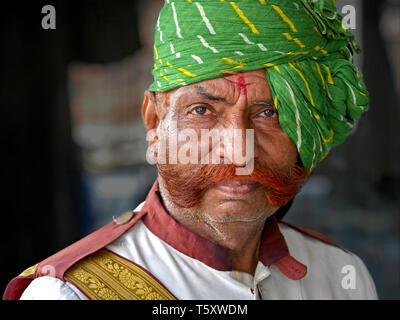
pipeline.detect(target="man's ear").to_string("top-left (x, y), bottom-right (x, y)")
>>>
top-left (142, 90), bottom-right (160, 164)
top-left (141, 90), bottom-right (159, 131)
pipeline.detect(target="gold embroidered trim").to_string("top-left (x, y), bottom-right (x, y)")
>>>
top-left (19, 263), bottom-right (38, 277)
top-left (65, 249), bottom-right (176, 300)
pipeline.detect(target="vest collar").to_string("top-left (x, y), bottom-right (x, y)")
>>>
top-left (141, 181), bottom-right (307, 280)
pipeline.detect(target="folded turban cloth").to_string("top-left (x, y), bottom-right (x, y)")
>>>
top-left (149, 0), bottom-right (369, 171)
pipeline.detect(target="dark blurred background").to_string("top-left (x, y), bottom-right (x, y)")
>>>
top-left (1, 0), bottom-right (399, 299)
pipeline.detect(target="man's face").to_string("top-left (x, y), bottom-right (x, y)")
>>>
top-left (143, 69), bottom-right (307, 244)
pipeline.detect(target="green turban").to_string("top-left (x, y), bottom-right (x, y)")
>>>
top-left (149, 0), bottom-right (369, 171)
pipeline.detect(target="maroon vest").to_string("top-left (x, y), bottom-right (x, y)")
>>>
top-left (3, 210), bottom-right (146, 300)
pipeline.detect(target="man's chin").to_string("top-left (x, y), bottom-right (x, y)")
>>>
top-left (200, 213), bottom-right (268, 251)
top-left (205, 210), bottom-right (267, 224)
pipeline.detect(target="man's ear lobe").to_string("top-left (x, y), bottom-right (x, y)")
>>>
top-left (142, 90), bottom-right (159, 131)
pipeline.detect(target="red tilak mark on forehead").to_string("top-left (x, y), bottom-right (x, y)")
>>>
top-left (226, 74), bottom-right (253, 95)
top-left (236, 74), bottom-right (248, 95)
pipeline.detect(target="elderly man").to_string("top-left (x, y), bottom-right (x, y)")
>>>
top-left (4, 0), bottom-right (377, 300)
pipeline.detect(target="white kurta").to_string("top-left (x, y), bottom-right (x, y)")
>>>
top-left (20, 201), bottom-right (378, 300)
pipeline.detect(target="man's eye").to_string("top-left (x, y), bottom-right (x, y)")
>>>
top-left (190, 106), bottom-right (210, 115)
top-left (260, 109), bottom-right (276, 118)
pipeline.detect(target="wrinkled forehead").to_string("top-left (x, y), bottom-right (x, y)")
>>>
top-left (157, 69), bottom-right (271, 107)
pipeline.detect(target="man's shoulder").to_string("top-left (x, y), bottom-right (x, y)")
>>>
top-left (277, 220), bottom-right (378, 299)
top-left (3, 210), bottom-right (146, 300)
top-left (277, 220), bottom-right (362, 272)
top-left (277, 220), bottom-right (353, 262)
top-left (278, 220), bottom-right (344, 251)
top-left (34, 210), bottom-right (146, 280)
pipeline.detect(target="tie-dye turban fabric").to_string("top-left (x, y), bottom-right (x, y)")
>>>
top-left (149, 0), bottom-right (369, 171)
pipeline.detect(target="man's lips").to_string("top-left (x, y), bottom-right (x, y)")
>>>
top-left (213, 180), bottom-right (260, 196)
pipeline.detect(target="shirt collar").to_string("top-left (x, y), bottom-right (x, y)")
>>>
top-left (141, 180), bottom-right (307, 280)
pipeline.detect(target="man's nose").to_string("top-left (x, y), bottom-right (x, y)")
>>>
top-left (214, 113), bottom-right (255, 167)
